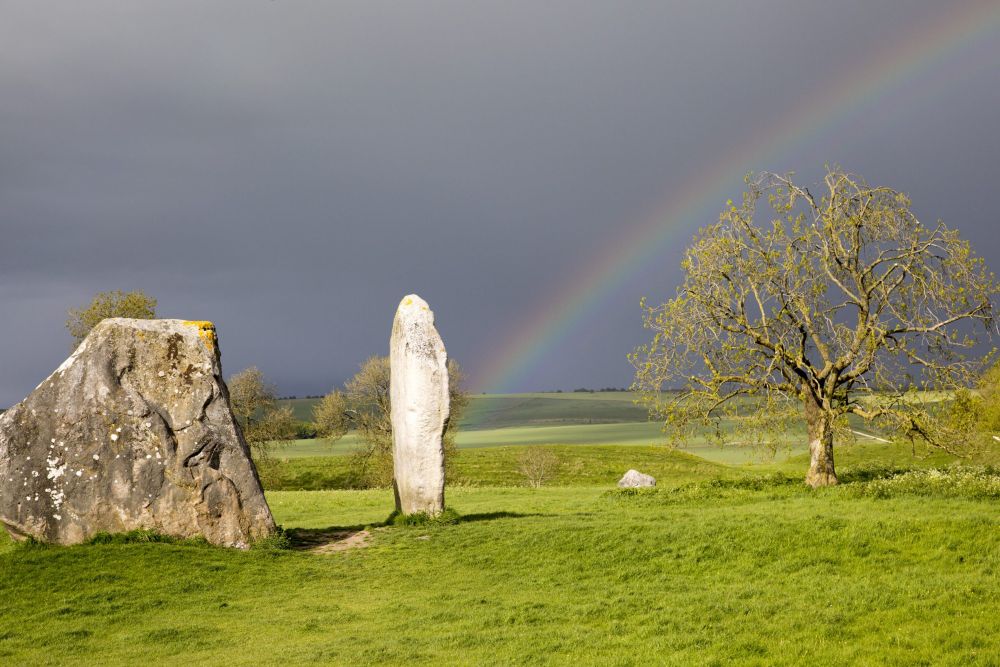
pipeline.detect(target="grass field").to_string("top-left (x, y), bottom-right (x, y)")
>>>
top-left (3, 474), bottom-right (1000, 664)
top-left (4, 395), bottom-right (999, 664)
top-left (261, 438), bottom-right (997, 491)
top-left (260, 445), bottom-right (738, 490)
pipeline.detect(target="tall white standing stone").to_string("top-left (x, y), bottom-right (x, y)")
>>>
top-left (390, 294), bottom-right (449, 516)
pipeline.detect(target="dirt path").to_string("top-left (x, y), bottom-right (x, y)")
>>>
top-left (287, 528), bottom-right (373, 554)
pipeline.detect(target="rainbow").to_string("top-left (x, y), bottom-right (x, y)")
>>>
top-left (474, 1), bottom-right (1000, 393)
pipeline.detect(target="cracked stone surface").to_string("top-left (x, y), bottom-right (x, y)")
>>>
top-left (0, 318), bottom-right (276, 547)
top-left (390, 294), bottom-right (449, 516)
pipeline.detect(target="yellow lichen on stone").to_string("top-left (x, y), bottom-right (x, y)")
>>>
top-left (404, 297), bottom-right (413, 306)
top-left (183, 321), bottom-right (218, 351)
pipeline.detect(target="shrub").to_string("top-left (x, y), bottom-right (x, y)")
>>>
top-left (387, 508), bottom-right (461, 526)
top-left (837, 462), bottom-right (913, 484)
top-left (517, 448), bottom-right (560, 488)
top-left (606, 473), bottom-right (802, 504)
top-left (86, 529), bottom-right (173, 545)
top-left (293, 420), bottom-right (319, 439)
top-left (252, 526), bottom-right (292, 551)
top-left (608, 467), bottom-right (1000, 503)
top-left (848, 466), bottom-right (1000, 500)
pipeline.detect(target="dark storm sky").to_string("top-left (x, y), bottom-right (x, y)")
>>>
top-left (1, 1), bottom-right (998, 406)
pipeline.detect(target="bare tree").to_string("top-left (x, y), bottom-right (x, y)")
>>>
top-left (631, 168), bottom-right (998, 486)
top-left (227, 367), bottom-right (297, 464)
top-left (517, 448), bottom-right (560, 488)
top-left (313, 356), bottom-right (469, 487)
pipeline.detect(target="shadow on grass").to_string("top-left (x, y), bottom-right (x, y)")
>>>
top-left (285, 525), bottom-right (373, 551)
top-left (454, 511), bottom-right (546, 523)
top-left (286, 511), bottom-right (543, 551)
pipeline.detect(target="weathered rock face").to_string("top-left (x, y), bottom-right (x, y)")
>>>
top-left (618, 469), bottom-right (656, 488)
top-left (0, 318), bottom-right (276, 547)
top-left (390, 295), bottom-right (449, 516)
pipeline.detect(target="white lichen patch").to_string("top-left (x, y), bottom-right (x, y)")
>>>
top-left (45, 457), bottom-right (67, 509)
top-left (2, 317), bottom-right (277, 547)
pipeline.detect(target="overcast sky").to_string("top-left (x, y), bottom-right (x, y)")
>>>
top-left (1, 1), bottom-right (998, 406)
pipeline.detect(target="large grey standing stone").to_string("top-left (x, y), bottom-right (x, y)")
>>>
top-left (0, 318), bottom-right (276, 548)
top-left (618, 469), bottom-right (656, 488)
top-left (390, 295), bottom-right (449, 516)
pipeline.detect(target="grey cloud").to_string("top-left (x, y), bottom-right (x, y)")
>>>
top-left (1, 0), bottom-right (997, 405)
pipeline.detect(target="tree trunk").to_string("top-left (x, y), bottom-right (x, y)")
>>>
top-left (804, 397), bottom-right (838, 487)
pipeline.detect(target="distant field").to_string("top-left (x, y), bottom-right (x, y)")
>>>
top-left (279, 392), bottom-right (647, 428)
top-left (274, 392), bottom-right (910, 465)
top-left (272, 421), bottom-right (809, 465)
top-left (280, 397), bottom-right (329, 422)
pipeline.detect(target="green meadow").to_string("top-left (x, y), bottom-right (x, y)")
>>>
top-left (3, 394), bottom-right (1000, 665)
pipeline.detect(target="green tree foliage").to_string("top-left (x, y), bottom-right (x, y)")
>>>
top-left (66, 289), bottom-right (157, 347)
top-left (313, 356), bottom-right (469, 487)
top-left (974, 363), bottom-right (1000, 435)
top-left (227, 366), bottom-right (298, 465)
top-left (948, 362), bottom-right (1000, 446)
top-left (631, 168), bottom-right (998, 486)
